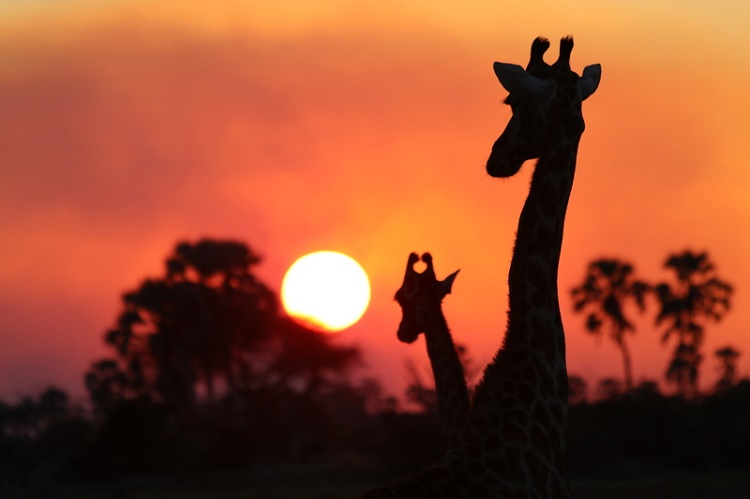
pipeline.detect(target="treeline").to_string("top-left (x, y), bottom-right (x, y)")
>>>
top-left (567, 380), bottom-right (750, 475)
top-left (0, 388), bottom-right (93, 495)
top-left (4, 378), bottom-right (750, 489)
top-left (1, 239), bottom-right (748, 495)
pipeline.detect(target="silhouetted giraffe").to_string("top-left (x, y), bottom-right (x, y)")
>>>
top-left (394, 252), bottom-right (470, 450)
top-left (363, 37), bottom-right (601, 498)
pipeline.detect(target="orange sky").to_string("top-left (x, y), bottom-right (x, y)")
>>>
top-left (2, 0), bottom-right (750, 402)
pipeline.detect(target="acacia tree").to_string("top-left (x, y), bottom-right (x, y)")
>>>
top-left (654, 250), bottom-right (733, 399)
top-left (86, 239), bottom-right (361, 425)
top-left (570, 259), bottom-right (649, 392)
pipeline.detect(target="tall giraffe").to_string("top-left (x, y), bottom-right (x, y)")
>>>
top-left (363, 37), bottom-right (601, 498)
top-left (394, 252), bottom-right (470, 450)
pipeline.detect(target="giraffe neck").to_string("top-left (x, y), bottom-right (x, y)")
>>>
top-left (504, 131), bottom-right (580, 408)
top-left (424, 312), bottom-right (470, 450)
top-left (506, 136), bottom-right (579, 352)
top-left (462, 123), bottom-right (581, 494)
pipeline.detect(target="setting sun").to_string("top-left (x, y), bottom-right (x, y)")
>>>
top-left (281, 251), bottom-right (371, 332)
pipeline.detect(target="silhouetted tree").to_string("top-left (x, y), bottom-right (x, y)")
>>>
top-left (0, 388), bottom-right (72, 438)
top-left (37, 388), bottom-right (69, 422)
top-left (4, 397), bottom-right (38, 437)
top-left (596, 377), bottom-right (623, 401)
top-left (86, 239), bottom-right (361, 432)
top-left (654, 250), bottom-right (733, 399)
top-left (568, 375), bottom-right (588, 405)
top-left (715, 346), bottom-right (741, 393)
top-left (632, 379), bottom-right (661, 399)
top-left (571, 258), bottom-right (649, 392)
top-left (84, 360), bottom-right (129, 417)
top-left (404, 359), bottom-right (437, 415)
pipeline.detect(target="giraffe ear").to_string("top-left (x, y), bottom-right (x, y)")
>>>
top-left (579, 64), bottom-right (601, 101)
top-left (440, 270), bottom-right (460, 296)
top-left (493, 62), bottom-right (551, 97)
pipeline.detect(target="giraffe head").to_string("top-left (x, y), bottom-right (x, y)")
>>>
top-left (486, 36), bottom-right (601, 178)
top-left (395, 252), bottom-right (458, 344)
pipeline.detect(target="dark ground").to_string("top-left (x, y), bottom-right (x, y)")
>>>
top-left (15, 462), bottom-right (750, 499)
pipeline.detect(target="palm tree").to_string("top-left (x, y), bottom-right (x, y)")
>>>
top-left (571, 258), bottom-right (649, 392)
top-left (654, 250), bottom-right (733, 399)
top-left (715, 345), bottom-right (741, 392)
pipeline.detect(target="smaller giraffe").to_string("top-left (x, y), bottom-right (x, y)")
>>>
top-left (395, 252), bottom-right (470, 450)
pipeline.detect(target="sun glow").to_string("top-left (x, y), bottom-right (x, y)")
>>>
top-left (281, 251), bottom-right (371, 332)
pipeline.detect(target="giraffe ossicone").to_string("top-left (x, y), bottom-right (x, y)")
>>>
top-left (395, 252), bottom-right (459, 344)
top-left (486, 36), bottom-right (601, 179)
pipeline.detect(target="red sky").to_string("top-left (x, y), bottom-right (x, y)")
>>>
top-left (2, 0), bottom-right (750, 402)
